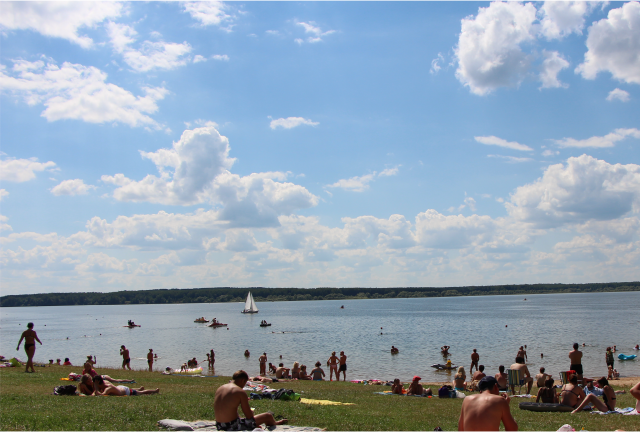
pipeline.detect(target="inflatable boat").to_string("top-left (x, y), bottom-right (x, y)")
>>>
top-left (618, 353), bottom-right (637, 361)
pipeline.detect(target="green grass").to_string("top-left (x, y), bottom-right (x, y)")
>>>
top-left (0, 366), bottom-right (638, 430)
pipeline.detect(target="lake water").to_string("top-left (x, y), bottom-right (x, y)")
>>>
top-left (1, 292), bottom-right (639, 382)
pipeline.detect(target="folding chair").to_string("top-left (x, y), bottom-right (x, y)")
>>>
top-left (559, 371), bottom-right (569, 386)
top-left (507, 369), bottom-right (523, 395)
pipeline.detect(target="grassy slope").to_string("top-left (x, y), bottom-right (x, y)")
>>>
top-left (0, 366), bottom-right (638, 431)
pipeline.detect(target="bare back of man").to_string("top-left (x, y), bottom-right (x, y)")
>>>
top-left (510, 360), bottom-right (533, 394)
top-left (214, 371), bottom-right (287, 431)
top-left (470, 350), bottom-right (479, 373)
top-left (459, 388), bottom-right (517, 431)
top-left (338, 352), bottom-right (347, 381)
top-left (568, 344), bottom-right (584, 382)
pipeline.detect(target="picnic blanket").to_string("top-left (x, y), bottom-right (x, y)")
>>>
top-left (158, 419), bottom-right (324, 431)
top-left (243, 381), bottom-right (273, 392)
top-left (590, 407), bottom-right (636, 415)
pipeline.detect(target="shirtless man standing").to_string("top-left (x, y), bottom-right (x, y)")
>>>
top-left (259, 353), bottom-right (267, 376)
top-left (517, 346), bottom-right (527, 363)
top-left (510, 357), bottom-right (533, 394)
top-left (214, 370), bottom-right (287, 431)
top-left (458, 376), bottom-right (518, 431)
top-left (16, 322), bottom-right (42, 373)
top-left (569, 343), bottom-right (584, 384)
top-left (338, 351), bottom-right (347, 382)
top-left (92, 375), bottom-right (159, 396)
top-left (328, 351), bottom-right (339, 381)
top-left (147, 349), bottom-right (154, 372)
top-left (120, 345), bottom-right (131, 370)
top-left (470, 349), bottom-right (480, 373)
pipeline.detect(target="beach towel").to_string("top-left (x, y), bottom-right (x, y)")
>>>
top-left (158, 419), bottom-right (324, 432)
top-left (624, 409), bottom-right (639, 415)
top-left (300, 398), bottom-right (355, 406)
top-left (590, 407), bottom-right (635, 415)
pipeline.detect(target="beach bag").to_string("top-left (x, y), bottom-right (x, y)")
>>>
top-left (438, 385), bottom-right (450, 398)
top-left (279, 390), bottom-right (301, 401)
top-left (54, 385), bottom-right (77, 395)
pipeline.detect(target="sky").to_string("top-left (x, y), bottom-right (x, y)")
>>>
top-left (1, 1), bottom-right (639, 296)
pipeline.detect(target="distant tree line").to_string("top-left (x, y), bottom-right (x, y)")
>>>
top-left (1, 282), bottom-right (638, 307)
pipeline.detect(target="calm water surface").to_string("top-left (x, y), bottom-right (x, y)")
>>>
top-left (1, 292), bottom-right (639, 382)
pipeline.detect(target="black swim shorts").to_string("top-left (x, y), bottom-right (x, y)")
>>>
top-left (215, 418), bottom-right (257, 431)
top-left (124, 358), bottom-right (131, 364)
top-left (570, 364), bottom-right (583, 375)
top-left (339, 364), bottom-right (347, 372)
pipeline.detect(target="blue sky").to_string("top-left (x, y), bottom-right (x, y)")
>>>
top-left (1, 1), bottom-right (639, 295)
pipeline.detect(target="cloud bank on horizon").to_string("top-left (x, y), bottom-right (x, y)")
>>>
top-left (0, 1), bottom-right (639, 295)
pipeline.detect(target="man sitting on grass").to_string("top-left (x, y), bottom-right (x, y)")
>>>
top-left (214, 370), bottom-right (287, 431)
top-left (92, 375), bottom-right (159, 396)
top-left (407, 376), bottom-right (432, 396)
top-left (458, 376), bottom-right (518, 431)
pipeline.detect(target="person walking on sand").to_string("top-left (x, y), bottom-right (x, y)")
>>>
top-left (214, 370), bottom-right (287, 431)
top-left (120, 345), bottom-right (131, 370)
top-left (259, 352), bottom-right (267, 376)
top-left (147, 349), bottom-right (154, 372)
top-left (569, 343), bottom-right (584, 384)
top-left (458, 376), bottom-right (518, 431)
top-left (16, 322), bottom-right (42, 373)
top-left (328, 351), bottom-right (339, 381)
top-left (338, 351), bottom-right (347, 381)
top-left (470, 349), bottom-right (479, 373)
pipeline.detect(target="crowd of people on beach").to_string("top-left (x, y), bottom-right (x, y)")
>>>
top-left (11, 321), bottom-right (640, 431)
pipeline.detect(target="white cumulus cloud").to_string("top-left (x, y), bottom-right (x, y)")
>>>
top-left (0, 60), bottom-right (168, 129)
top-left (50, 179), bottom-right (96, 196)
top-left (296, 21), bottom-right (336, 43)
top-left (552, 128), bottom-right (640, 148)
top-left (270, 117), bottom-right (319, 130)
top-left (212, 54), bottom-right (230, 61)
top-left (539, 50), bottom-right (570, 89)
top-left (0, 189), bottom-right (9, 201)
top-left (0, 155), bottom-right (56, 182)
top-left (606, 88), bottom-right (630, 102)
top-left (539, 1), bottom-right (595, 40)
top-left (101, 125), bottom-right (319, 227)
top-left (475, 136), bottom-right (533, 151)
top-left (106, 22), bottom-right (192, 73)
top-left (326, 168), bottom-right (399, 192)
top-left (183, 1), bottom-right (234, 30)
top-left (488, 155), bottom-right (534, 163)
top-left (507, 155), bottom-right (640, 228)
top-left (0, 2), bottom-right (123, 48)
top-left (455, 2), bottom-right (537, 96)
top-left (575, 2), bottom-right (640, 85)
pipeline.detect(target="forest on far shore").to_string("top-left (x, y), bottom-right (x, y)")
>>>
top-left (1, 282), bottom-right (638, 307)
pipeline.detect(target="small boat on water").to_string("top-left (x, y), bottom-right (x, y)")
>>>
top-left (259, 320), bottom-right (271, 327)
top-left (124, 325), bottom-right (141, 328)
top-left (194, 317), bottom-right (209, 323)
top-left (241, 292), bottom-right (259, 314)
top-left (208, 318), bottom-right (227, 328)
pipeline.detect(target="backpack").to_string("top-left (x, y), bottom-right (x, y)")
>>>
top-left (438, 385), bottom-right (450, 398)
top-left (54, 385), bottom-right (77, 395)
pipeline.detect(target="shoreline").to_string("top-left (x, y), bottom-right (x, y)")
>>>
top-left (29, 364), bottom-right (640, 388)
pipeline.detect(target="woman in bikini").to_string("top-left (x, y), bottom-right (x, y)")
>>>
top-left (560, 374), bottom-right (586, 409)
top-left (16, 322), bottom-right (42, 373)
top-left (571, 377), bottom-right (617, 414)
top-left (453, 366), bottom-right (467, 391)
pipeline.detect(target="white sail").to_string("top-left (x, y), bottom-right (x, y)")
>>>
top-left (242, 292), bottom-right (259, 313)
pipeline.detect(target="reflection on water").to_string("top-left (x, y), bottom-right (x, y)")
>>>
top-left (1, 291), bottom-right (638, 381)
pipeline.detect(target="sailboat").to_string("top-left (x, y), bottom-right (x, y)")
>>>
top-left (241, 292), bottom-right (259, 314)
